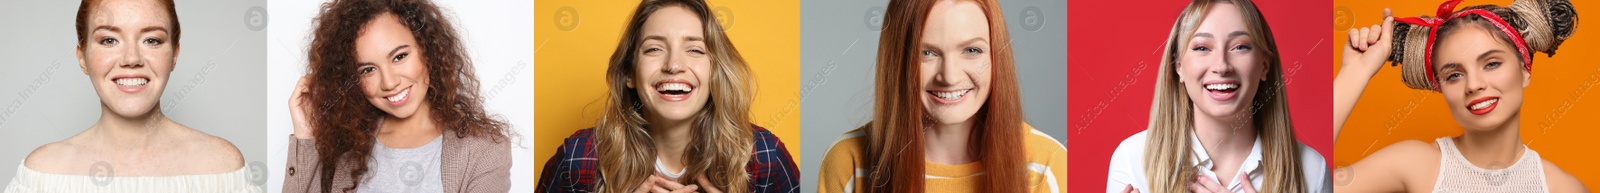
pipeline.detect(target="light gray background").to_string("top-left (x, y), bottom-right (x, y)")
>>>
top-left (265, 0), bottom-right (534, 192)
top-left (0, 0), bottom-right (268, 183)
top-left (798, 0), bottom-right (1066, 190)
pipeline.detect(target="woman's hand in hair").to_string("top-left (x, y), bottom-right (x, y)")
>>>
top-left (633, 175), bottom-right (699, 193)
top-left (1189, 173), bottom-right (1257, 193)
top-left (1334, 9), bottom-right (1396, 136)
top-left (290, 74), bottom-right (316, 140)
top-left (693, 175), bottom-right (724, 193)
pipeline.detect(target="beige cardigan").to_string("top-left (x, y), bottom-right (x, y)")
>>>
top-left (282, 130), bottom-right (511, 192)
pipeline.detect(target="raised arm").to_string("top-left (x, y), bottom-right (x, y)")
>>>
top-left (1334, 9), bottom-right (1396, 139)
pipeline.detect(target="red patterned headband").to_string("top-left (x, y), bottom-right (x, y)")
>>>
top-left (1393, 0), bottom-right (1533, 91)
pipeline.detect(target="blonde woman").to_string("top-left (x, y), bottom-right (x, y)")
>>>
top-left (535, 0), bottom-right (798, 192)
top-left (1105, 0), bottom-right (1328, 192)
top-left (1332, 0), bottom-right (1585, 191)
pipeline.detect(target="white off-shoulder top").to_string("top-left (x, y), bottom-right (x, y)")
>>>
top-left (4, 162), bottom-right (263, 193)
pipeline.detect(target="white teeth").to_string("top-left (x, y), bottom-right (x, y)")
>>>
top-left (1204, 83), bottom-right (1238, 91)
top-left (114, 78), bottom-right (148, 86)
top-left (386, 88), bottom-right (409, 103)
top-left (655, 83), bottom-right (693, 93)
top-left (1470, 99), bottom-right (1497, 110)
top-left (932, 89), bottom-right (970, 100)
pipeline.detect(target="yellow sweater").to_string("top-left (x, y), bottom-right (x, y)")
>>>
top-left (817, 124), bottom-right (1068, 193)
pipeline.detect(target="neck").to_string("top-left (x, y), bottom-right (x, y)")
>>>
top-left (647, 115), bottom-right (694, 163)
top-left (1192, 108), bottom-right (1258, 166)
top-left (1454, 117), bottom-right (1524, 169)
top-left (93, 104), bottom-right (170, 149)
top-left (925, 118), bottom-right (976, 165)
top-left (380, 102), bottom-right (441, 137)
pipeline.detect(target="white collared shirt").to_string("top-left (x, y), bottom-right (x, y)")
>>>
top-left (1105, 130), bottom-right (1331, 193)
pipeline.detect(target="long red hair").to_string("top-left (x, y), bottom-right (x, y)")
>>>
top-left (865, 0), bottom-right (1026, 192)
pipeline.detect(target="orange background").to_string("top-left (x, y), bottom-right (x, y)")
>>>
top-left (1332, 0), bottom-right (1600, 188)
top-left (533, 0), bottom-right (801, 184)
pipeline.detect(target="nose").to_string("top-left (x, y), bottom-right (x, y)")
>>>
top-left (932, 56), bottom-right (965, 86)
top-left (1205, 53), bottom-right (1234, 75)
top-left (662, 50), bottom-right (687, 75)
top-left (119, 45), bottom-right (144, 68)
top-left (1463, 70), bottom-right (1487, 96)
top-left (378, 66), bottom-right (400, 91)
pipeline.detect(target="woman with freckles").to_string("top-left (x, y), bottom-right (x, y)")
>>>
top-left (535, 0), bottom-right (799, 192)
top-left (282, 0), bottom-right (514, 192)
top-left (1106, 0), bottom-right (1329, 192)
top-left (4, 0), bottom-right (256, 192)
top-left (817, 0), bottom-right (1068, 192)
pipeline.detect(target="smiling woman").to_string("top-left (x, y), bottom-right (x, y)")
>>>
top-left (2, 0), bottom-right (258, 192)
top-left (1104, 0), bottom-right (1329, 192)
top-left (534, 0), bottom-right (800, 192)
top-left (280, 0), bottom-right (514, 192)
top-left (815, 0), bottom-right (1068, 192)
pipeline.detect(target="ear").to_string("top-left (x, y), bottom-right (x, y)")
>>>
top-left (625, 77), bottom-right (634, 88)
top-left (1522, 69), bottom-right (1531, 88)
top-left (1260, 61), bottom-right (1271, 82)
top-left (1174, 61), bottom-right (1185, 83)
top-left (77, 46), bottom-right (88, 75)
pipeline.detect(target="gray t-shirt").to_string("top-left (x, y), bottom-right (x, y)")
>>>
top-left (357, 136), bottom-right (444, 193)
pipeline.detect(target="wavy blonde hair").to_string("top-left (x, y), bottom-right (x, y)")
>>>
top-left (1144, 0), bottom-right (1305, 192)
top-left (595, 0), bottom-right (754, 192)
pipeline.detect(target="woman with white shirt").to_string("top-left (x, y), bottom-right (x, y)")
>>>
top-left (1104, 0), bottom-right (1329, 192)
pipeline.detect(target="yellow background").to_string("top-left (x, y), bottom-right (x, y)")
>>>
top-left (533, 0), bottom-right (801, 184)
top-left (1332, 0), bottom-right (1600, 188)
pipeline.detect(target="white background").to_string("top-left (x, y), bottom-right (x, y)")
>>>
top-left (266, 0), bottom-right (534, 192)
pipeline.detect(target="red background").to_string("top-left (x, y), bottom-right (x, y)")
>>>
top-left (1066, 0), bottom-right (1333, 192)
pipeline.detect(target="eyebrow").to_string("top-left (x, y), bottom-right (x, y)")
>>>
top-left (357, 45), bottom-right (411, 66)
top-left (1476, 49), bottom-right (1506, 61)
top-left (640, 35), bottom-right (704, 44)
top-left (1437, 63), bottom-right (1461, 73)
top-left (93, 25), bottom-right (120, 33)
top-left (961, 37), bottom-right (989, 47)
top-left (1191, 31), bottom-right (1249, 39)
top-left (387, 45), bottom-right (411, 59)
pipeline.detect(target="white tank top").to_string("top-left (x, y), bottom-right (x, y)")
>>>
top-left (1432, 137), bottom-right (1549, 193)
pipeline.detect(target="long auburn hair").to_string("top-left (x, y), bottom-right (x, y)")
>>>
top-left (302, 0), bottom-right (510, 192)
top-left (1143, 0), bottom-right (1304, 192)
top-left (595, 0), bottom-right (754, 192)
top-left (864, 0), bottom-right (1026, 192)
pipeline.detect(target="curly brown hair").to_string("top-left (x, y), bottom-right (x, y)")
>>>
top-left (301, 0), bottom-right (509, 192)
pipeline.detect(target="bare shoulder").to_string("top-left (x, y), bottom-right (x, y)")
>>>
top-left (22, 140), bottom-right (90, 174)
top-left (1340, 139), bottom-right (1442, 192)
top-left (1540, 159), bottom-right (1589, 192)
top-left (165, 124), bottom-right (245, 173)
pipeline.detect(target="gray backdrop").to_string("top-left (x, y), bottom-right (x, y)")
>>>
top-left (798, 0), bottom-right (1066, 190)
top-left (0, 0), bottom-right (268, 183)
